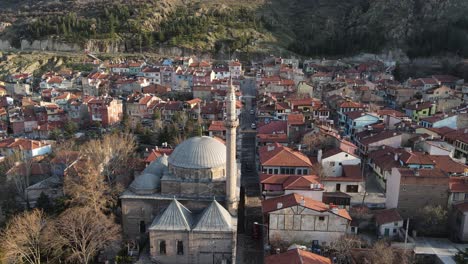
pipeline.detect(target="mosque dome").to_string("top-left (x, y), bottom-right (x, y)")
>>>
top-left (129, 155), bottom-right (168, 194)
top-left (168, 136), bottom-right (226, 169)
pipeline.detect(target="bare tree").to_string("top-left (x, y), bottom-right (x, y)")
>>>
top-left (7, 158), bottom-right (34, 206)
top-left (302, 132), bottom-right (335, 154)
top-left (80, 132), bottom-right (136, 184)
top-left (1, 209), bottom-right (49, 264)
top-left (312, 162), bottom-right (326, 180)
top-left (329, 235), bottom-right (364, 264)
top-left (64, 158), bottom-right (118, 214)
top-left (369, 240), bottom-right (394, 264)
top-left (46, 207), bottom-right (121, 264)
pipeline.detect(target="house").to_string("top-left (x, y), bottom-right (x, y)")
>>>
top-left (375, 208), bottom-right (403, 238)
top-left (208, 121), bottom-right (226, 139)
top-left (262, 193), bottom-right (351, 246)
top-left (449, 178), bottom-right (468, 206)
top-left (287, 113), bottom-right (306, 143)
top-left (420, 114), bottom-right (457, 129)
top-left (319, 148), bottom-right (361, 177)
top-left (87, 97), bottom-right (123, 127)
top-left (25, 175), bottom-right (63, 207)
top-left (404, 101), bottom-right (436, 122)
top-left (296, 81), bottom-right (314, 97)
top-left (228, 60), bottom-right (243, 79)
top-left (259, 143), bottom-right (313, 175)
top-left (141, 67), bottom-right (161, 84)
top-left (450, 202), bottom-right (468, 242)
top-left (5, 82), bottom-right (31, 96)
top-left (0, 138), bottom-right (52, 158)
top-left (265, 248), bottom-right (331, 264)
top-left (126, 94), bottom-right (162, 124)
top-left (386, 168), bottom-right (449, 218)
top-left (322, 165), bottom-right (364, 195)
top-left (418, 140), bottom-right (455, 157)
top-left (355, 131), bottom-right (404, 157)
top-left (337, 101), bottom-right (367, 126)
top-left (343, 111), bottom-right (380, 137)
top-left (260, 174), bottom-right (324, 200)
top-left (423, 85), bottom-right (454, 101)
top-left (6, 162), bottom-right (51, 184)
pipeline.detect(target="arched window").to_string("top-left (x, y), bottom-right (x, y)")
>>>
top-left (177, 240), bottom-right (184, 255)
top-left (139, 221), bottom-right (146, 233)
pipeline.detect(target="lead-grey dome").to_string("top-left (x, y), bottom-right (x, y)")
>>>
top-left (129, 155), bottom-right (168, 194)
top-left (168, 136), bottom-right (226, 169)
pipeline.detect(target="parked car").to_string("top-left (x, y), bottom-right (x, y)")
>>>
top-left (251, 123), bottom-right (256, 129)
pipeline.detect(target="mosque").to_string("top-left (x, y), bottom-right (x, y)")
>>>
top-left (120, 83), bottom-right (240, 264)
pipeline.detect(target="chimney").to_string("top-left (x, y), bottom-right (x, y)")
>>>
top-left (415, 170), bottom-right (420, 177)
top-left (394, 153), bottom-right (398, 161)
top-left (267, 145), bottom-right (275, 152)
top-left (317, 149), bottom-right (323, 163)
top-left (277, 202), bottom-right (283, 209)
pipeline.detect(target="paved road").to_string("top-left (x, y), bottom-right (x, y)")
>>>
top-left (236, 76), bottom-right (264, 264)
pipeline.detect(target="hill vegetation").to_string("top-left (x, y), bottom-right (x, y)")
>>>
top-left (1, 0), bottom-right (468, 58)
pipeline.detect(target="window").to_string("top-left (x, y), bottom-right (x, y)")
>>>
top-left (394, 222), bottom-right (399, 226)
top-left (274, 169), bottom-right (279, 174)
top-left (177, 241), bottom-right (184, 255)
top-left (329, 162), bottom-right (335, 167)
top-left (139, 221), bottom-right (146, 233)
top-left (346, 185), bottom-right (359, 193)
top-left (318, 216), bottom-right (325, 221)
top-left (393, 229), bottom-right (397, 233)
top-left (159, 240), bottom-right (166, 255)
top-left (336, 184), bottom-right (341, 191)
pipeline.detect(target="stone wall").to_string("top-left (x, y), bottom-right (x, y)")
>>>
top-left (397, 183), bottom-right (449, 219)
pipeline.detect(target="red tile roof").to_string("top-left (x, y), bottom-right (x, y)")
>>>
top-left (259, 143), bottom-right (313, 167)
top-left (208, 121), bottom-right (226, 132)
top-left (287, 113), bottom-right (305, 126)
top-left (339, 101), bottom-right (365, 109)
top-left (260, 174), bottom-right (321, 190)
top-left (375, 209), bottom-right (403, 225)
top-left (454, 202), bottom-right (468, 212)
top-left (262, 193), bottom-right (351, 220)
top-left (399, 151), bottom-right (435, 165)
top-left (431, 155), bottom-right (468, 174)
top-left (257, 133), bottom-right (288, 143)
top-left (258, 121), bottom-right (287, 134)
top-left (449, 177), bottom-right (468, 193)
top-left (145, 148), bottom-right (173, 163)
top-left (265, 249), bottom-right (332, 264)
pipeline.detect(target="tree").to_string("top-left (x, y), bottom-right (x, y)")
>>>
top-left (368, 240), bottom-right (413, 264)
top-left (329, 235), bottom-right (363, 264)
top-left (36, 192), bottom-right (52, 214)
top-left (1, 209), bottom-right (49, 264)
top-left (413, 205), bottom-right (448, 236)
top-left (80, 133), bottom-right (136, 185)
top-left (64, 158), bottom-right (116, 214)
top-left (302, 132), bottom-right (335, 154)
top-left (47, 207), bottom-right (121, 264)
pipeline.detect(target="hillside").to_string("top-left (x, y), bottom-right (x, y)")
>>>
top-left (0, 0), bottom-right (468, 58)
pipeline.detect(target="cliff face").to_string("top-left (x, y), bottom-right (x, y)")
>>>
top-left (0, 0), bottom-right (467, 57)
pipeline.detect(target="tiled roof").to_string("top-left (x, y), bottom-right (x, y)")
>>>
top-left (339, 101), bottom-right (365, 109)
top-left (257, 121), bottom-right (287, 134)
top-left (398, 168), bottom-right (447, 178)
top-left (322, 148), bottom-right (356, 159)
top-left (265, 249), bottom-right (332, 264)
top-left (359, 131), bottom-right (401, 146)
top-left (375, 209), bottom-right (402, 225)
top-left (454, 202), bottom-right (468, 212)
top-left (257, 133), bottom-right (288, 143)
top-left (287, 113), bottom-right (305, 125)
top-left (399, 151), bottom-right (435, 165)
top-left (259, 143), bottom-right (312, 167)
top-left (405, 101), bottom-right (433, 111)
top-left (208, 121), bottom-right (226, 132)
top-left (377, 109), bottom-right (407, 118)
top-left (431, 155), bottom-right (468, 174)
top-left (145, 148), bottom-right (173, 163)
top-left (260, 174), bottom-right (321, 190)
top-left (449, 177), bottom-right (468, 193)
top-left (262, 193), bottom-right (351, 220)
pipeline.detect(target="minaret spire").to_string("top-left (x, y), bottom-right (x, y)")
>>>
top-left (225, 77), bottom-right (239, 216)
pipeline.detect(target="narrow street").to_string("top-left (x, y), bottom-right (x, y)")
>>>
top-left (236, 77), bottom-right (264, 264)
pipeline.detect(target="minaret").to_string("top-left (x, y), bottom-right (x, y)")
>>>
top-left (225, 79), bottom-right (239, 216)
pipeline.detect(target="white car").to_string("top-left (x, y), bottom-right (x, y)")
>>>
top-left (251, 123), bottom-right (256, 129)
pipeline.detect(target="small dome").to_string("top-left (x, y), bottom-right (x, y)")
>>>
top-left (169, 136), bottom-right (226, 169)
top-left (129, 155), bottom-right (168, 194)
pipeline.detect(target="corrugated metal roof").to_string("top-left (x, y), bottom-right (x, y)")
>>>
top-left (193, 200), bottom-right (233, 232)
top-left (149, 199), bottom-right (193, 231)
